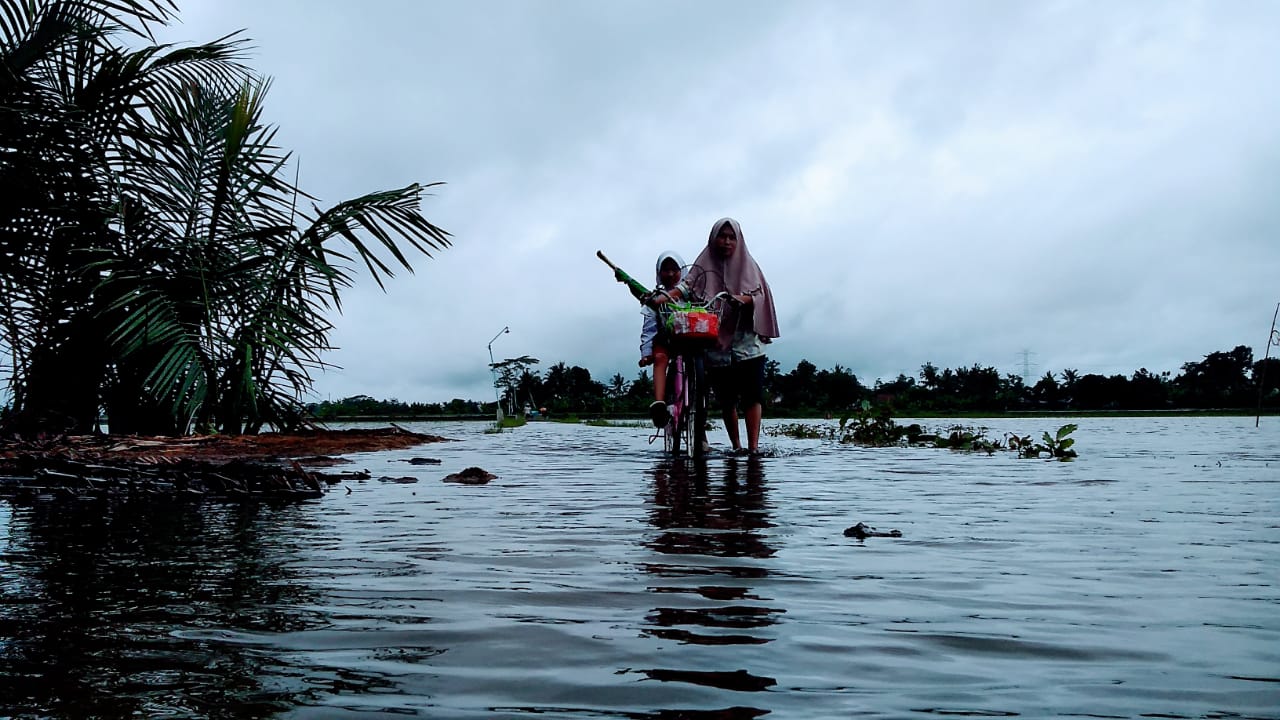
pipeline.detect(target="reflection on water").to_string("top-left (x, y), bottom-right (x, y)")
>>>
top-left (640, 458), bottom-right (781, 708)
top-left (1, 416), bottom-right (1278, 719)
top-left (0, 500), bottom-right (323, 717)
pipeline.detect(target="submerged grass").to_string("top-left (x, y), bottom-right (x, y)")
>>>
top-left (484, 416), bottom-right (529, 433)
top-left (583, 419), bottom-right (649, 428)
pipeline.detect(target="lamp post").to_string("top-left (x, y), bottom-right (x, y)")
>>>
top-left (487, 326), bottom-right (509, 424)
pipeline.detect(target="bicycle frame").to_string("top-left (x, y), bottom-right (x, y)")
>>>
top-left (654, 343), bottom-right (705, 458)
top-left (647, 289), bottom-right (729, 458)
top-left (664, 355), bottom-right (687, 455)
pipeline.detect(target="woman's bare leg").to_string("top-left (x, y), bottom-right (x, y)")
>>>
top-left (722, 406), bottom-right (741, 450)
top-left (745, 402), bottom-right (762, 452)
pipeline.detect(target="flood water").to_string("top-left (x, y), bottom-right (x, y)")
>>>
top-left (1, 416), bottom-right (1278, 718)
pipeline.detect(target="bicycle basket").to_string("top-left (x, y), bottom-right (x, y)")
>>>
top-left (664, 306), bottom-right (719, 340)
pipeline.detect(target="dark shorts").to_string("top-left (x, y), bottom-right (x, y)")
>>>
top-left (709, 355), bottom-right (766, 411)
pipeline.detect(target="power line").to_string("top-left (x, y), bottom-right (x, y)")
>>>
top-left (1018, 349), bottom-right (1037, 380)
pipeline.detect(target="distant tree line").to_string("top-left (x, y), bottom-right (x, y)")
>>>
top-left (310, 395), bottom-right (486, 420)
top-left (849, 345), bottom-right (1276, 414)
top-left (311, 344), bottom-right (1280, 420)
top-left (311, 359), bottom-right (648, 420)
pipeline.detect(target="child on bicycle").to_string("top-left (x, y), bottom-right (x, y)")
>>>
top-left (639, 251), bottom-right (685, 427)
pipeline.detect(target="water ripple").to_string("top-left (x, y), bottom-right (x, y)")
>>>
top-left (1, 417), bottom-right (1278, 718)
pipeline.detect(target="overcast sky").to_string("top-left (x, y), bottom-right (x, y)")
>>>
top-left (152, 0), bottom-right (1279, 404)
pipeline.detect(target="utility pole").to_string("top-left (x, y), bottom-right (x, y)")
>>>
top-left (1258, 303), bottom-right (1279, 428)
top-left (488, 326), bottom-right (509, 425)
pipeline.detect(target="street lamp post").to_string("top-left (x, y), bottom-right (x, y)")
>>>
top-left (487, 326), bottom-right (509, 424)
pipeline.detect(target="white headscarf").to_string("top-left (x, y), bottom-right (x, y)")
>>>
top-left (654, 250), bottom-right (685, 287)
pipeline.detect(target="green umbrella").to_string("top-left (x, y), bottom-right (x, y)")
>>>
top-left (596, 251), bottom-right (651, 302)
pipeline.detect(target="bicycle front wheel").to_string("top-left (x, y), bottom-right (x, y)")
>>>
top-left (664, 357), bottom-right (682, 456)
top-left (682, 355), bottom-right (699, 458)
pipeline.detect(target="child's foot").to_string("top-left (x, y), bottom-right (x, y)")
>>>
top-left (649, 401), bottom-right (670, 428)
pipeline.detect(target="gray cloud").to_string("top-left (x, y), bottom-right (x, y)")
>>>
top-left (153, 0), bottom-right (1280, 402)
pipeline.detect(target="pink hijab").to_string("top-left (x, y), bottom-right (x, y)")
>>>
top-left (687, 218), bottom-right (780, 349)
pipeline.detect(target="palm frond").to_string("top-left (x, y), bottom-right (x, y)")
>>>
top-left (299, 183), bottom-right (451, 292)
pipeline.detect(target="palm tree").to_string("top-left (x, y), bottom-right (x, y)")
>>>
top-left (1, 1), bottom-right (450, 435)
top-left (2, 0), bottom-right (239, 432)
top-left (1059, 368), bottom-right (1080, 390)
top-left (919, 362), bottom-right (941, 391)
top-left (607, 373), bottom-right (626, 399)
top-left (1033, 371), bottom-right (1060, 405)
top-left (489, 356), bottom-right (538, 418)
top-left (101, 77), bottom-right (450, 435)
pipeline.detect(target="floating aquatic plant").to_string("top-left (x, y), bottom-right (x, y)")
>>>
top-left (768, 404), bottom-right (1079, 460)
top-left (1007, 424), bottom-right (1078, 460)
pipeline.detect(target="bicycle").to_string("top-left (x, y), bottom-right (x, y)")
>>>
top-left (649, 292), bottom-right (731, 458)
top-left (593, 250), bottom-right (728, 458)
top-left (656, 341), bottom-right (704, 458)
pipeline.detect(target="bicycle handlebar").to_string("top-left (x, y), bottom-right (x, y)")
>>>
top-left (712, 291), bottom-right (741, 307)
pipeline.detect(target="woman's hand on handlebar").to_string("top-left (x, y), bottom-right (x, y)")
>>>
top-left (644, 288), bottom-right (676, 308)
top-left (713, 291), bottom-right (743, 308)
top-left (714, 290), bottom-right (752, 307)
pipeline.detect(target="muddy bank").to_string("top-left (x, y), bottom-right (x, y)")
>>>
top-left (0, 426), bottom-right (448, 503)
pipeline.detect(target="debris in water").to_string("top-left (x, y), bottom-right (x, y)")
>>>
top-left (403, 457), bottom-right (443, 465)
top-left (844, 522), bottom-right (903, 540)
top-left (442, 467), bottom-right (496, 485)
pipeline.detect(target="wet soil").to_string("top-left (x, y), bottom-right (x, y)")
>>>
top-left (0, 426), bottom-right (449, 502)
top-left (1, 426), bottom-right (448, 464)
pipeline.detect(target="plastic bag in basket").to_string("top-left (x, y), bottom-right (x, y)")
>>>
top-left (666, 308), bottom-right (719, 340)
